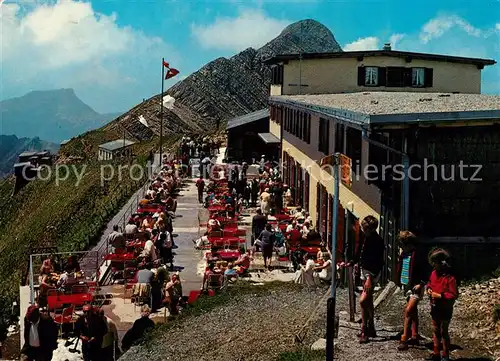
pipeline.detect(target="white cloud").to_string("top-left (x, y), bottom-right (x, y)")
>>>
top-left (0, 0), bottom-right (179, 112)
top-left (389, 33), bottom-right (405, 49)
top-left (191, 9), bottom-right (290, 51)
top-left (420, 15), bottom-right (482, 43)
top-left (343, 37), bottom-right (379, 51)
top-left (342, 15), bottom-right (499, 94)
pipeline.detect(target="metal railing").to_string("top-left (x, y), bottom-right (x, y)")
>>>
top-left (93, 159), bottom-right (165, 269)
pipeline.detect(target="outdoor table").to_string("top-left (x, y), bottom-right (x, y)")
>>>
top-left (208, 205), bottom-right (226, 212)
top-left (206, 251), bottom-right (240, 261)
top-left (104, 253), bottom-right (135, 261)
top-left (47, 292), bottom-right (93, 309)
top-left (276, 214), bottom-right (292, 221)
top-left (207, 236), bottom-right (244, 246)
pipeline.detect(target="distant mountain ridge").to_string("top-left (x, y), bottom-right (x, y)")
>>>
top-left (102, 19), bottom-right (342, 140)
top-left (0, 88), bottom-right (121, 143)
top-left (0, 134), bottom-right (59, 177)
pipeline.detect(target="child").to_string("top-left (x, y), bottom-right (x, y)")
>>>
top-left (352, 215), bottom-right (385, 343)
top-left (396, 231), bottom-right (427, 351)
top-left (426, 249), bottom-right (458, 361)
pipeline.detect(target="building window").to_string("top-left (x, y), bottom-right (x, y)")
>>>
top-left (318, 118), bottom-right (330, 155)
top-left (412, 68), bottom-right (425, 87)
top-left (365, 67), bottom-right (378, 86)
top-left (334, 122), bottom-right (344, 154)
top-left (345, 127), bottom-right (362, 175)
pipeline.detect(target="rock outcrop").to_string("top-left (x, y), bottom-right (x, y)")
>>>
top-left (108, 19), bottom-right (342, 141)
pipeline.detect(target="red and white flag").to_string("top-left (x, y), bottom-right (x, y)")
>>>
top-left (163, 60), bottom-right (179, 80)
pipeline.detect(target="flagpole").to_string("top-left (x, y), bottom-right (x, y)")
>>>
top-left (159, 57), bottom-right (164, 166)
top-left (298, 21), bottom-right (303, 95)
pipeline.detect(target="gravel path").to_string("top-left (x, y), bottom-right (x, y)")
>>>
top-left (120, 284), bottom-right (326, 361)
top-left (119, 283), bottom-right (420, 361)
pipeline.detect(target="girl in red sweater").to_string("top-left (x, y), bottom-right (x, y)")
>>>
top-left (426, 249), bottom-right (458, 361)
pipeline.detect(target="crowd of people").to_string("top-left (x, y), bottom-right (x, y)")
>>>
top-left (22, 145), bottom-right (459, 361)
top-left (194, 155), bottom-right (459, 361)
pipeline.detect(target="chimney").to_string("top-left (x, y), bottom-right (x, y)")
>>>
top-left (383, 43), bottom-right (391, 51)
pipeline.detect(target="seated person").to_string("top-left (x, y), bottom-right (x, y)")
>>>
top-left (125, 219), bottom-right (139, 235)
top-left (267, 209), bottom-right (277, 222)
top-left (301, 220), bottom-right (311, 240)
top-left (141, 215), bottom-right (155, 230)
top-left (57, 268), bottom-right (76, 289)
top-left (286, 224), bottom-right (302, 246)
top-left (207, 216), bottom-right (221, 232)
top-left (286, 220), bottom-right (297, 233)
top-left (234, 249), bottom-right (251, 274)
top-left (293, 207), bottom-right (305, 220)
top-left (140, 240), bottom-right (158, 262)
top-left (314, 251), bottom-right (333, 283)
top-left (202, 263), bottom-right (222, 290)
top-left (224, 263), bottom-right (238, 279)
top-left (294, 254), bottom-right (316, 286)
top-left (193, 232), bottom-right (210, 249)
top-left (65, 255), bottom-right (81, 273)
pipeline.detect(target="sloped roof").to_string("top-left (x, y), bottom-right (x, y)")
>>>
top-left (227, 109), bottom-right (269, 130)
top-left (258, 132), bottom-right (280, 144)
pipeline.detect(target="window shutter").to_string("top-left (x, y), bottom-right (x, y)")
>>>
top-left (357, 67), bottom-right (365, 86)
top-left (378, 67), bottom-right (387, 86)
top-left (424, 68), bottom-right (433, 87)
top-left (403, 68), bottom-right (412, 87)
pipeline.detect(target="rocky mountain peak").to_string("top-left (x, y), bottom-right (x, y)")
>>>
top-left (103, 19), bottom-right (343, 140)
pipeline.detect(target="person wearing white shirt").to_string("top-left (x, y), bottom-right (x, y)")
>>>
top-left (301, 220), bottom-right (311, 239)
top-left (294, 254), bottom-right (317, 286)
top-left (21, 305), bottom-right (58, 361)
top-left (286, 220), bottom-right (297, 233)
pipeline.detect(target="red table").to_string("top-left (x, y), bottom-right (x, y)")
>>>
top-left (276, 214), bottom-right (292, 221)
top-left (208, 205), bottom-right (226, 212)
top-left (47, 293), bottom-right (93, 309)
top-left (207, 236), bottom-right (244, 246)
top-left (105, 253), bottom-right (135, 261)
top-left (206, 251), bottom-right (240, 261)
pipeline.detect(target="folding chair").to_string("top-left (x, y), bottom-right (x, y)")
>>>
top-left (206, 274), bottom-right (224, 292)
top-left (53, 306), bottom-right (75, 336)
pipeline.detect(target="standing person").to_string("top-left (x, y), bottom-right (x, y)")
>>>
top-left (164, 273), bottom-right (182, 315)
top-left (100, 310), bottom-right (119, 361)
top-left (75, 305), bottom-right (108, 361)
top-left (260, 188), bottom-right (271, 215)
top-left (251, 209), bottom-right (267, 248)
top-left (396, 231), bottom-right (427, 351)
top-left (20, 306), bottom-right (58, 361)
top-left (257, 224), bottom-right (275, 269)
top-left (425, 249), bottom-right (458, 361)
top-left (251, 179), bottom-right (259, 207)
top-left (350, 215), bottom-right (385, 344)
top-left (196, 176), bottom-right (205, 204)
top-left (121, 306), bottom-right (155, 352)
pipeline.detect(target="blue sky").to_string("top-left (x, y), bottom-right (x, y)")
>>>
top-left (1, 0), bottom-right (499, 113)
